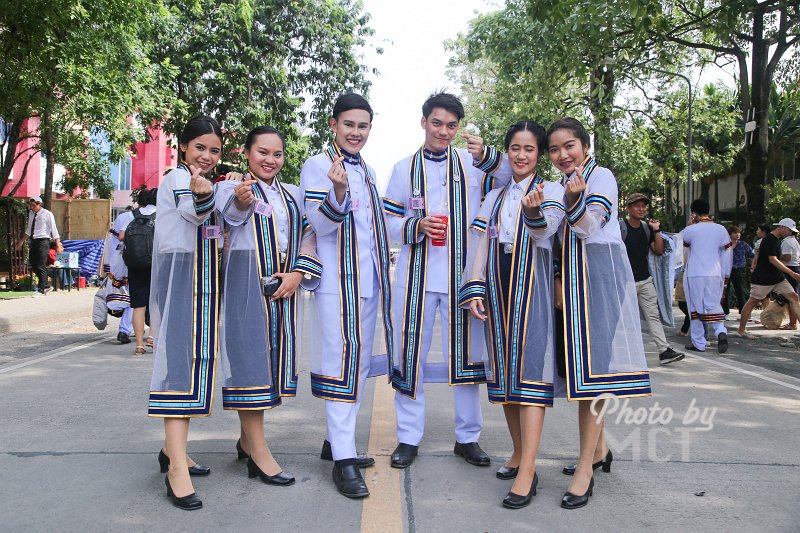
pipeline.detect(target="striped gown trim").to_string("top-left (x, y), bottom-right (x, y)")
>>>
top-left (148, 212), bottom-right (220, 416)
top-left (561, 157), bottom-right (651, 400)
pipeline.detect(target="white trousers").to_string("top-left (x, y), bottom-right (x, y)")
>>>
top-left (322, 287), bottom-right (380, 461)
top-left (394, 291), bottom-right (482, 446)
top-left (685, 276), bottom-right (726, 350)
top-left (118, 307), bottom-right (133, 335)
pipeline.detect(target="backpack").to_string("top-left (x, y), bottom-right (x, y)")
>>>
top-left (619, 218), bottom-right (651, 242)
top-left (122, 209), bottom-right (156, 269)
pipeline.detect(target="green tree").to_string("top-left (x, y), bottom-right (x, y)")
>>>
top-left (156, 0), bottom-right (378, 182)
top-left (0, 0), bottom-right (176, 204)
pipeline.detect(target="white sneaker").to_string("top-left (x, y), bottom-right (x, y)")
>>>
top-left (31, 292), bottom-right (43, 298)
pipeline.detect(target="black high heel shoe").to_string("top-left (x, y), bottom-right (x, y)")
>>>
top-left (158, 449), bottom-right (211, 477)
top-left (502, 472), bottom-right (538, 509)
top-left (561, 477), bottom-right (594, 509)
top-left (561, 450), bottom-right (612, 476)
top-left (236, 439), bottom-right (249, 460)
top-left (165, 475), bottom-right (202, 511)
top-left (246, 457), bottom-right (295, 486)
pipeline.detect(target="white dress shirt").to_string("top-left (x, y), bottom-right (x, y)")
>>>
top-left (499, 176), bottom-right (532, 245)
top-left (26, 207), bottom-right (60, 240)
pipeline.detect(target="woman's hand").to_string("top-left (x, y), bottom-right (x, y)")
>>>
top-left (189, 164), bottom-right (213, 197)
top-left (270, 271), bottom-right (304, 300)
top-left (469, 299), bottom-right (487, 321)
top-left (234, 179), bottom-right (258, 208)
top-left (564, 164), bottom-right (587, 207)
top-left (522, 183), bottom-right (545, 218)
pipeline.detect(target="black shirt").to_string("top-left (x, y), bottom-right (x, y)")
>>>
top-left (751, 232), bottom-right (785, 285)
top-left (623, 220), bottom-right (654, 282)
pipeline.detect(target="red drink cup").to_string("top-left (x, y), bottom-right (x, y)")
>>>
top-left (431, 214), bottom-right (448, 246)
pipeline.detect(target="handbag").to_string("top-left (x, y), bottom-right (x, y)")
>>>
top-left (92, 277), bottom-right (110, 330)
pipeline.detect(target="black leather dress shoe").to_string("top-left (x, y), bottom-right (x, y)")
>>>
top-left (247, 457), bottom-right (295, 486)
top-left (561, 477), bottom-right (594, 509)
top-left (158, 449), bottom-right (211, 476)
top-left (717, 332), bottom-right (728, 353)
top-left (562, 450), bottom-right (612, 476)
top-left (502, 472), bottom-right (538, 509)
top-left (454, 442), bottom-right (491, 466)
top-left (390, 443), bottom-right (419, 469)
top-left (496, 465), bottom-right (519, 480)
top-left (117, 332), bottom-right (131, 344)
top-left (165, 476), bottom-right (202, 511)
top-left (685, 344), bottom-right (705, 352)
top-left (333, 463), bottom-right (369, 498)
top-left (320, 439), bottom-right (375, 468)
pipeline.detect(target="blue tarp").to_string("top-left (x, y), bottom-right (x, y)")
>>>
top-left (62, 240), bottom-right (104, 278)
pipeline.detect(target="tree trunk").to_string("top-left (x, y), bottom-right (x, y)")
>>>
top-left (0, 118), bottom-right (24, 195)
top-left (42, 114), bottom-right (55, 211)
top-left (743, 6), bottom-right (769, 237)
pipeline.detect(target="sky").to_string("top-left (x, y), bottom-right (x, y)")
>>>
top-left (358, 0), bottom-right (496, 191)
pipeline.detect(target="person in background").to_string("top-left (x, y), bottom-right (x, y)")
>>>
top-left (46, 240), bottom-right (73, 288)
top-left (723, 226), bottom-right (754, 316)
top-left (780, 227), bottom-right (800, 330)
top-left (751, 224), bottom-right (772, 318)
top-left (16, 196), bottom-right (61, 296)
top-left (100, 206), bottom-right (135, 343)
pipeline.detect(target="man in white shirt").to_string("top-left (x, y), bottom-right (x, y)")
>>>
top-left (16, 196), bottom-right (61, 296)
top-left (780, 230), bottom-right (800, 329)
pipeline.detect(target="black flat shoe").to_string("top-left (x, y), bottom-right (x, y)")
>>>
top-left (562, 450), bottom-right (612, 476)
top-left (454, 441), bottom-right (491, 466)
top-left (717, 332), bottom-right (728, 353)
top-left (561, 477), bottom-right (594, 509)
top-left (246, 457), bottom-right (295, 486)
top-left (685, 344), bottom-right (705, 352)
top-left (236, 439), bottom-right (249, 460)
top-left (496, 465), bottom-right (519, 480)
top-left (390, 443), bottom-right (419, 469)
top-left (502, 472), bottom-right (538, 509)
top-left (158, 449), bottom-right (211, 477)
top-left (320, 439), bottom-right (375, 468)
top-left (333, 463), bottom-right (369, 498)
top-left (165, 476), bottom-right (202, 511)
top-left (117, 332), bottom-right (131, 344)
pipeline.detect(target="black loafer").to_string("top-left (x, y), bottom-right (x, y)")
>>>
top-left (117, 332), bottom-right (131, 344)
top-left (320, 440), bottom-right (375, 468)
top-left (717, 332), bottom-right (728, 353)
top-left (561, 477), bottom-right (594, 509)
top-left (390, 443), bottom-right (419, 469)
top-left (496, 465), bottom-right (519, 480)
top-left (158, 449), bottom-right (211, 477)
top-left (684, 344), bottom-right (705, 352)
top-left (165, 476), bottom-right (202, 511)
top-left (332, 463), bottom-right (369, 498)
top-left (454, 442), bottom-right (491, 466)
top-left (247, 457), bottom-right (295, 486)
top-left (502, 472), bottom-right (538, 509)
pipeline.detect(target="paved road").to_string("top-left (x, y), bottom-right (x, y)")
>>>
top-left (1, 302), bottom-right (799, 532)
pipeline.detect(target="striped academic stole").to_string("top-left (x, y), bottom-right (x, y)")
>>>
top-left (483, 176), bottom-right (554, 405)
top-left (561, 156), bottom-right (651, 400)
top-left (309, 144), bottom-right (393, 402)
top-left (392, 146), bottom-right (485, 399)
top-left (222, 178), bottom-right (304, 410)
top-left (148, 200), bottom-right (220, 417)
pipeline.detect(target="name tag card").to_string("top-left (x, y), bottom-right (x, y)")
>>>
top-left (410, 197), bottom-right (425, 210)
top-left (254, 199), bottom-right (272, 217)
top-left (488, 226), bottom-right (499, 239)
top-left (202, 225), bottom-right (222, 240)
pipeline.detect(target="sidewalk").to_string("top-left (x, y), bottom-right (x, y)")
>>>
top-left (0, 287), bottom-right (97, 334)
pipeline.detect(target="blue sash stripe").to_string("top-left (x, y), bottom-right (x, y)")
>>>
top-left (565, 194), bottom-right (587, 225)
top-left (690, 312), bottom-right (726, 322)
top-left (470, 217), bottom-right (488, 233)
top-left (540, 200), bottom-right (566, 212)
top-left (293, 254), bottom-right (323, 278)
top-left (222, 387), bottom-right (281, 410)
top-left (457, 279), bottom-right (487, 307)
top-left (480, 173), bottom-right (493, 201)
top-left (106, 294), bottom-right (130, 303)
top-left (474, 145), bottom-right (502, 174)
top-left (173, 189), bottom-right (192, 207)
top-left (304, 189), bottom-right (329, 203)
top-left (403, 216), bottom-right (423, 245)
top-left (108, 228), bottom-right (119, 237)
top-left (319, 195), bottom-right (348, 223)
top-left (193, 193), bottom-right (215, 216)
top-left (523, 213), bottom-right (547, 230)
top-left (383, 197), bottom-right (405, 217)
top-left (110, 277), bottom-right (128, 288)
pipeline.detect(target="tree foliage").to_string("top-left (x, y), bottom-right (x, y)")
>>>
top-left (155, 0), bottom-right (377, 182)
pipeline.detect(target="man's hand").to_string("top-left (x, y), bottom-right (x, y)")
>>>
top-left (327, 156), bottom-right (349, 203)
top-left (419, 216), bottom-right (447, 240)
top-left (648, 218), bottom-right (661, 232)
top-left (189, 164), bottom-right (213, 197)
top-left (469, 299), bottom-right (487, 321)
top-left (270, 271), bottom-right (303, 300)
top-left (462, 131), bottom-right (485, 159)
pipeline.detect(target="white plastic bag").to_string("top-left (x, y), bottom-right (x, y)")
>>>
top-left (93, 277), bottom-right (110, 330)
